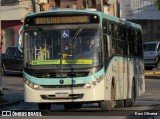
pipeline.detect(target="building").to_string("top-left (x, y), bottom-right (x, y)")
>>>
top-left (1, 0), bottom-right (34, 53)
top-left (120, 0), bottom-right (160, 42)
top-left (49, 0), bottom-right (120, 17)
top-left (1, 0), bottom-right (119, 53)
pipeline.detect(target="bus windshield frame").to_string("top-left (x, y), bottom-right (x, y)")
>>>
top-left (24, 25), bottom-right (103, 69)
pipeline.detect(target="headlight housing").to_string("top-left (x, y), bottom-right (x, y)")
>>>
top-left (23, 78), bottom-right (40, 90)
top-left (85, 75), bottom-right (103, 88)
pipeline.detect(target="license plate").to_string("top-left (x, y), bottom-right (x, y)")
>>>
top-left (55, 92), bottom-right (69, 98)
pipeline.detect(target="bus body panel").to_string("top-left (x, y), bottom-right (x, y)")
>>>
top-left (24, 80), bottom-right (105, 103)
top-left (105, 56), bottom-right (145, 100)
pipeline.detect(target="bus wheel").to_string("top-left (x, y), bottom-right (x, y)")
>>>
top-left (64, 103), bottom-right (82, 110)
top-left (157, 59), bottom-right (160, 70)
top-left (116, 100), bottom-right (124, 107)
top-left (74, 104), bottom-right (82, 109)
top-left (100, 101), bottom-right (111, 111)
top-left (64, 104), bottom-right (74, 110)
top-left (38, 103), bottom-right (51, 111)
top-left (124, 81), bottom-right (135, 107)
top-left (100, 84), bottom-right (115, 111)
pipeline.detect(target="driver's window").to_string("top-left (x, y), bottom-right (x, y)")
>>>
top-left (104, 35), bottom-right (108, 69)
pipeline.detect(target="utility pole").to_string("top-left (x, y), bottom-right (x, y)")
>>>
top-left (31, 0), bottom-right (36, 12)
top-left (83, 0), bottom-right (89, 9)
top-left (101, 0), bottom-right (104, 12)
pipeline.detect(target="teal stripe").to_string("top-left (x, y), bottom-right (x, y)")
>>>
top-left (24, 68), bottom-right (104, 85)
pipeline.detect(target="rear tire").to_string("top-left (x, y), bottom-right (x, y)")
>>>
top-left (124, 81), bottom-right (135, 107)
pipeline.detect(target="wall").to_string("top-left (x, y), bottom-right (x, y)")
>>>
top-left (120, 0), bottom-right (160, 20)
top-left (49, 0), bottom-right (118, 16)
top-left (120, 0), bottom-right (160, 42)
top-left (1, 21), bottom-right (22, 53)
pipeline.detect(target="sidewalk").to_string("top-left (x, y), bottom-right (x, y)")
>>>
top-left (0, 75), bottom-right (24, 108)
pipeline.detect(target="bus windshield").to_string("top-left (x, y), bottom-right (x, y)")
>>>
top-left (24, 29), bottom-right (101, 69)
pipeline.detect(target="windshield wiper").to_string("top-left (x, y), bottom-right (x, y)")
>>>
top-left (69, 26), bottom-right (83, 46)
top-left (39, 27), bottom-right (51, 45)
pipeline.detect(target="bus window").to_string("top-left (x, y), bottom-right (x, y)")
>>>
top-left (112, 39), bottom-right (117, 55)
top-left (114, 24), bottom-right (118, 39)
top-left (120, 26), bottom-right (126, 41)
top-left (118, 41), bottom-right (127, 55)
top-left (108, 23), bottom-right (112, 35)
top-left (102, 19), bottom-right (108, 34)
top-left (103, 35), bottom-right (109, 68)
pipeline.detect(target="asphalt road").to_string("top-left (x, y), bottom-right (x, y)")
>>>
top-left (1, 75), bottom-right (160, 118)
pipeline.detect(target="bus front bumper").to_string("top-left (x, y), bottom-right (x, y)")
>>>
top-left (24, 81), bottom-right (107, 103)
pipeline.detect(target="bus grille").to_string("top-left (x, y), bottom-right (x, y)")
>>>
top-left (41, 94), bottom-right (84, 100)
top-left (40, 84), bottom-right (85, 89)
top-left (33, 72), bottom-right (89, 78)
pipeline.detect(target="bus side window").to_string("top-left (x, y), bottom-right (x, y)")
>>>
top-left (108, 23), bottom-right (112, 35)
top-left (103, 35), bottom-right (108, 68)
top-left (112, 39), bottom-right (117, 55)
top-left (102, 19), bottom-right (108, 34)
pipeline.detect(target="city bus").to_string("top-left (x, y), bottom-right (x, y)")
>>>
top-left (23, 9), bottom-right (145, 111)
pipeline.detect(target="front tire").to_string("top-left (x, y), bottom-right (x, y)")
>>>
top-left (100, 100), bottom-right (112, 111)
top-left (100, 84), bottom-right (115, 111)
top-left (38, 103), bottom-right (51, 111)
top-left (64, 103), bottom-right (82, 110)
top-left (116, 100), bottom-right (124, 107)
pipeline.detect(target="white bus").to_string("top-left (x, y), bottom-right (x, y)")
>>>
top-left (23, 10), bottom-right (145, 111)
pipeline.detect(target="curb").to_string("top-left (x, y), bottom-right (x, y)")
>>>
top-left (144, 71), bottom-right (160, 75)
top-left (0, 100), bottom-right (23, 108)
top-left (145, 75), bottom-right (160, 79)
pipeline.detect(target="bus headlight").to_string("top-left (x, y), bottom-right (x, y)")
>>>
top-left (86, 83), bottom-right (92, 88)
top-left (23, 78), bottom-right (40, 90)
top-left (85, 75), bottom-right (103, 88)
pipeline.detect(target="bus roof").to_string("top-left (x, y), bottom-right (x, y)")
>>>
top-left (25, 9), bottom-right (141, 30)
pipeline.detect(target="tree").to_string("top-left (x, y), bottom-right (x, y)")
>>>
top-left (154, 0), bottom-right (160, 10)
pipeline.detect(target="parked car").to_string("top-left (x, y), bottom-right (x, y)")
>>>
top-left (1, 46), bottom-right (23, 75)
top-left (143, 41), bottom-right (160, 70)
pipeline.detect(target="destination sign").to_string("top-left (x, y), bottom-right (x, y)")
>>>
top-left (35, 16), bottom-right (90, 24)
